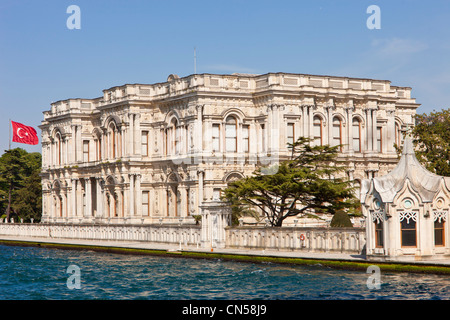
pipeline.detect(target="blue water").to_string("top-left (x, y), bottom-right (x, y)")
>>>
top-left (0, 244), bottom-right (449, 300)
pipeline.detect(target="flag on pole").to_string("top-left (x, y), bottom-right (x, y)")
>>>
top-left (11, 121), bottom-right (39, 145)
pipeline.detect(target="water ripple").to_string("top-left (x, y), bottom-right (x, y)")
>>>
top-left (0, 245), bottom-right (448, 300)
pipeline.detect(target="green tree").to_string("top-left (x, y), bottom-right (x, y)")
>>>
top-left (0, 148), bottom-right (42, 222)
top-left (223, 137), bottom-right (359, 227)
top-left (408, 109), bottom-right (450, 176)
top-left (330, 209), bottom-right (353, 227)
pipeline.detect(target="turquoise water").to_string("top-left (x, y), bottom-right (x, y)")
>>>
top-left (0, 244), bottom-right (448, 300)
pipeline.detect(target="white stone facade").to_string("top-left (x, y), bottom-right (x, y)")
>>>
top-left (39, 72), bottom-right (418, 225)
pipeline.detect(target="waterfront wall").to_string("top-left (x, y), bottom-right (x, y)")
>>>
top-left (226, 226), bottom-right (366, 254)
top-left (0, 223), bottom-right (366, 254)
top-left (0, 223), bottom-right (202, 246)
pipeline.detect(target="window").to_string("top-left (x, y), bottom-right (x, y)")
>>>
top-left (165, 118), bottom-right (178, 155)
top-left (395, 122), bottom-right (402, 146)
top-left (375, 220), bottom-right (383, 248)
top-left (435, 220), bottom-right (445, 246)
top-left (401, 215), bottom-right (417, 247)
top-left (377, 127), bottom-right (382, 153)
top-left (352, 118), bottom-right (361, 152)
top-left (332, 117), bottom-right (342, 149)
top-left (95, 138), bottom-right (102, 161)
top-left (83, 140), bottom-right (89, 162)
top-left (142, 191), bottom-right (149, 216)
top-left (55, 132), bottom-right (62, 165)
top-left (141, 131), bottom-right (149, 157)
top-left (287, 123), bottom-right (295, 146)
top-left (260, 123), bottom-right (266, 152)
top-left (225, 116), bottom-right (237, 152)
top-left (175, 125), bottom-right (181, 155)
top-left (313, 116), bottom-right (323, 146)
top-left (213, 188), bottom-right (221, 201)
top-left (212, 124), bottom-right (220, 152)
top-left (108, 122), bottom-right (117, 158)
top-left (243, 124), bottom-right (250, 153)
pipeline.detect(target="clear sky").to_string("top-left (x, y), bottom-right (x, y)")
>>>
top-left (1, 0), bottom-right (450, 153)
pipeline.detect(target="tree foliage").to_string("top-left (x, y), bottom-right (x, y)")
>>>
top-left (0, 148), bottom-right (42, 222)
top-left (222, 137), bottom-right (359, 227)
top-left (330, 209), bottom-right (353, 228)
top-left (408, 109), bottom-right (450, 176)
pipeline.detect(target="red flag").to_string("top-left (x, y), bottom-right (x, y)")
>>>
top-left (11, 121), bottom-right (39, 145)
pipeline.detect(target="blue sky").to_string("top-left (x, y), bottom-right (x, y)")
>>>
top-left (1, 0), bottom-right (450, 153)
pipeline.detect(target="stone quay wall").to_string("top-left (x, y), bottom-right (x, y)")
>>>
top-left (0, 222), bottom-right (202, 247)
top-left (0, 223), bottom-right (366, 254)
top-left (226, 226), bottom-right (366, 254)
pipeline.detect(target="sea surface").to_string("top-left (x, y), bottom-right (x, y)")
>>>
top-left (0, 244), bottom-right (449, 300)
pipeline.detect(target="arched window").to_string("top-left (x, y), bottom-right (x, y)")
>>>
top-left (313, 115), bottom-right (323, 146)
top-left (165, 118), bottom-right (179, 155)
top-left (55, 132), bottom-right (62, 165)
top-left (108, 122), bottom-right (117, 159)
top-left (225, 116), bottom-right (237, 152)
top-left (352, 118), bottom-right (361, 153)
top-left (332, 116), bottom-right (342, 149)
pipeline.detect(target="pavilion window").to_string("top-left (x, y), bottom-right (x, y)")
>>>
top-left (400, 212), bottom-right (417, 247)
top-left (434, 212), bottom-right (446, 246)
top-left (375, 220), bottom-right (383, 248)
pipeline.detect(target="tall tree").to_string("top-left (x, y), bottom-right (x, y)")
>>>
top-left (0, 148), bottom-right (42, 221)
top-left (223, 137), bottom-right (359, 227)
top-left (408, 109), bottom-right (450, 176)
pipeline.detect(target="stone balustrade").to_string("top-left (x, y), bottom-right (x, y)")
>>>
top-left (0, 223), bottom-right (366, 255)
top-left (0, 223), bottom-right (201, 246)
top-left (226, 226), bottom-right (366, 254)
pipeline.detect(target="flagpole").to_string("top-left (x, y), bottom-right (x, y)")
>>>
top-left (9, 119), bottom-right (11, 150)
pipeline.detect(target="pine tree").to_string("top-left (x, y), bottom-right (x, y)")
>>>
top-left (223, 137), bottom-right (359, 227)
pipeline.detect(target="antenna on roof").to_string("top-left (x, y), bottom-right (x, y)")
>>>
top-left (194, 46), bottom-right (197, 74)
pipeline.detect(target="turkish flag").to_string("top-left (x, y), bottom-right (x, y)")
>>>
top-left (11, 121), bottom-right (39, 145)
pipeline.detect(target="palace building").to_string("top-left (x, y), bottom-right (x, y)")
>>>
top-left (39, 72), bottom-right (419, 225)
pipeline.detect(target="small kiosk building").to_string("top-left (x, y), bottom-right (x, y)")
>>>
top-left (361, 137), bottom-right (450, 261)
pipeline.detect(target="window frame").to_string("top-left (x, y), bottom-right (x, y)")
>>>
top-left (225, 116), bottom-right (237, 153)
top-left (352, 118), bottom-right (361, 153)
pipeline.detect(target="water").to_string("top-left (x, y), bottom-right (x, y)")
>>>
top-left (0, 244), bottom-right (449, 300)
